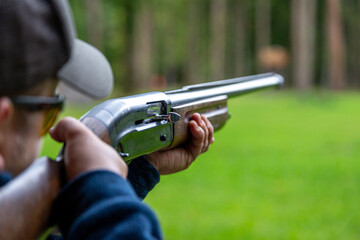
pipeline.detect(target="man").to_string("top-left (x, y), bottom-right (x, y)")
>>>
top-left (0, 0), bottom-right (214, 239)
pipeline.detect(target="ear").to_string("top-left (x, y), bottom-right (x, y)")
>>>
top-left (0, 97), bottom-right (13, 124)
top-left (0, 154), bottom-right (4, 171)
top-left (0, 97), bottom-right (13, 171)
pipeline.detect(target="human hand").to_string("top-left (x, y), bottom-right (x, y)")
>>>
top-left (146, 113), bottom-right (214, 175)
top-left (49, 117), bottom-right (128, 181)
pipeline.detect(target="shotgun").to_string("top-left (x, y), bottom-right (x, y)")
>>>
top-left (79, 72), bottom-right (284, 163)
top-left (0, 72), bottom-right (283, 239)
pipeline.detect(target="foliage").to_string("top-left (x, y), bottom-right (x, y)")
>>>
top-left (67, 0), bottom-right (360, 92)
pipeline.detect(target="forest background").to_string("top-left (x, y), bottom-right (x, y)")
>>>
top-left (69, 0), bottom-right (359, 93)
top-left (42, 0), bottom-right (360, 239)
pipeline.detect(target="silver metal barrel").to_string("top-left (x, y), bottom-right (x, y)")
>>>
top-left (166, 72), bottom-right (284, 106)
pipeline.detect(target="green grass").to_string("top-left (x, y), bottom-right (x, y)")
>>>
top-left (41, 92), bottom-right (360, 239)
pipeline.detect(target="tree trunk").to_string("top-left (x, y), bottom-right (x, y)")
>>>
top-left (185, 1), bottom-right (200, 84)
top-left (255, 0), bottom-right (271, 73)
top-left (326, 0), bottom-right (346, 89)
top-left (210, 0), bottom-right (227, 80)
top-left (291, 0), bottom-right (317, 90)
top-left (343, 1), bottom-right (360, 88)
top-left (130, 2), bottom-right (153, 90)
top-left (85, 0), bottom-right (103, 50)
top-left (234, 0), bottom-right (247, 76)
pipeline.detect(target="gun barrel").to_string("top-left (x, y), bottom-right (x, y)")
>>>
top-left (166, 72), bottom-right (283, 106)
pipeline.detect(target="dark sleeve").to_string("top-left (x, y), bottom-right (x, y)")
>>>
top-left (127, 156), bottom-right (160, 200)
top-left (53, 170), bottom-right (162, 240)
top-left (0, 171), bottom-right (12, 187)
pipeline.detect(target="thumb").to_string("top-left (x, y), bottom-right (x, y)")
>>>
top-left (49, 117), bottom-right (88, 143)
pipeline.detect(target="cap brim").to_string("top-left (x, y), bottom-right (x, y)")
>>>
top-left (57, 39), bottom-right (113, 99)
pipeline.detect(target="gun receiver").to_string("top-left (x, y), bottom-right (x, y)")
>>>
top-left (80, 72), bottom-right (284, 163)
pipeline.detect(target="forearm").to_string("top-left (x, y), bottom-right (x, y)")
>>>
top-left (54, 170), bottom-right (162, 239)
top-left (127, 156), bottom-right (160, 200)
top-left (0, 157), bottom-right (64, 240)
top-left (0, 155), bottom-right (160, 238)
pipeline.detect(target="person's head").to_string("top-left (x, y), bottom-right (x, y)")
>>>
top-left (0, 0), bottom-right (114, 175)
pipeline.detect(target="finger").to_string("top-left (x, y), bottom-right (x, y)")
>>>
top-left (188, 120), bottom-right (205, 157)
top-left (201, 117), bottom-right (212, 152)
top-left (193, 115), bottom-right (208, 142)
top-left (190, 112), bottom-right (201, 123)
top-left (49, 117), bottom-right (89, 143)
top-left (191, 113), bottom-right (209, 152)
top-left (200, 115), bottom-right (209, 152)
top-left (189, 113), bottom-right (206, 144)
top-left (188, 120), bottom-right (205, 143)
top-left (204, 116), bottom-right (214, 146)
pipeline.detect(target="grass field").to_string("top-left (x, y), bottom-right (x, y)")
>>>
top-left (41, 91), bottom-right (360, 239)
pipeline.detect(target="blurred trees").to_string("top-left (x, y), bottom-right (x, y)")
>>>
top-left (291, 0), bottom-right (317, 90)
top-left (69, 0), bottom-right (360, 92)
top-left (85, 0), bottom-right (103, 50)
top-left (326, 0), bottom-right (346, 89)
top-left (185, 1), bottom-right (201, 84)
top-left (255, 0), bottom-right (271, 73)
top-left (210, 0), bottom-right (227, 80)
top-left (130, 1), bottom-right (153, 90)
